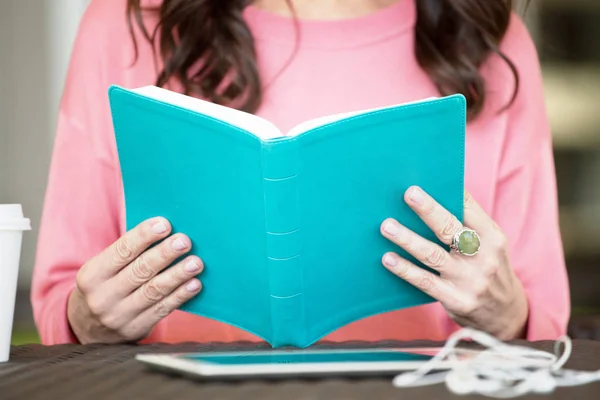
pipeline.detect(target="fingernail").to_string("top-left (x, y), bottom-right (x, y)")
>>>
top-left (383, 254), bottom-right (398, 267)
top-left (186, 279), bottom-right (200, 292)
top-left (185, 259), bottom-right (201, 273)
top-left (152, 220), bottom-right (168, 234)
top-left (172, 236), bottom-right (189, 251)
top-left (383, 220), bottom-right (400, 236)
top-left (409, 187), bottom-right (425, 205)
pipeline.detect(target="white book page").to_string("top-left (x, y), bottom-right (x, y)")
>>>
top-left (132, 86), bottom-right (282, 140)
top-left (133, 86), bottom-right (437, 140)
top-left (286, 97), bottom-right (438, 137)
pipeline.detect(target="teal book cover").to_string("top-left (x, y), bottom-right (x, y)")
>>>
top-left (108, 85), bottom-right (466, 348)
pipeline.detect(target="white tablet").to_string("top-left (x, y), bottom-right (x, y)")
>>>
top-left (136, 347), bottom-right (463, 380)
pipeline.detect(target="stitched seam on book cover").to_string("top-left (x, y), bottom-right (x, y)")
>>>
top-left (264, 175), bottom-right (297, 181)
top-left (270, 293), bottom-right (301, 299)
top-left (268, 254), bottom-right (300, 261)
top-left (267, 228), bottom-right (300, 235)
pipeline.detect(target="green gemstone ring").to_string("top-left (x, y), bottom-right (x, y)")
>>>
top-left (450, 228), bottom-right (481, 256)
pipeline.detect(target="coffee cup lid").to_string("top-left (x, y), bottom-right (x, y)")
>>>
top-left (0, 204), bottom-right (31, 231)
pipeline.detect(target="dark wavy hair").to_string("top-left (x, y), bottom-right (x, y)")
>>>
top-left (126, 0), bottom-right (522, 120)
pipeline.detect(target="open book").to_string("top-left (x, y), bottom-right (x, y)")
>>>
top-left (108, 85), bottom-right (466, 348)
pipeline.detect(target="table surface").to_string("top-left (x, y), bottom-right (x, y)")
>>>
top-left (2, 340), bottom-right (600, 400)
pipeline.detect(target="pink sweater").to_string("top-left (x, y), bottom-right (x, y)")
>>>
top-left (32, 0), bottom-right (570, 344)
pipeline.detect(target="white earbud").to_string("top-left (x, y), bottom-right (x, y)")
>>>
top-left (445, 369), bottom-right (476, 395)
top-left (392, 327), bottom-right (600, 398)
top-left (531, 371), bottom-right (557, 393)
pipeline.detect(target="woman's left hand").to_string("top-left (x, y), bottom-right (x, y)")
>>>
top-left (380, 186), bottom-right (529, 340)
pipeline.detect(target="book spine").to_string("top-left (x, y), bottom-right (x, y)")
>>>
top-left (262, 140), bottom-right (305, 347)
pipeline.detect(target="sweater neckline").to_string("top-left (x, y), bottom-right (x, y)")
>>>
top-left (243, 0), bottom-right (416, 49)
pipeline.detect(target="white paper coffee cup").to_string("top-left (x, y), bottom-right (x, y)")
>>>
top-left (0, 204), bottom-right (31, 362)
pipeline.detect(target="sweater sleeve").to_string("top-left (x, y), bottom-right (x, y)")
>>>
top-left (31, 1), bottom-right (124, 344)
top-left (490, 14), bottom-right (570, 340)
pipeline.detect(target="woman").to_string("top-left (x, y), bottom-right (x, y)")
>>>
top-left (32, 0), bottom-right (570, 345)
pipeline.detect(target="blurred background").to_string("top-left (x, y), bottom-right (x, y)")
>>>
top-left (1, 0), bottom-right (599, 345)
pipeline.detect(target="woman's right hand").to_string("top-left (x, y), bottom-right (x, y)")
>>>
top-left (67, 217), bottom-right (203, 344)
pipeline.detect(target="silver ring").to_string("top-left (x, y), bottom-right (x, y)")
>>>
top-left (450, 227), bottom-right (481, 256)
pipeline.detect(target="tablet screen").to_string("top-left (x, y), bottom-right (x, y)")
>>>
top-left (178, 350), bottom-right (434, 365)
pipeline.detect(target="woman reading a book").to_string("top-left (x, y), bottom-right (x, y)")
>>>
top-left (32, 0), bottom-right (569, 345)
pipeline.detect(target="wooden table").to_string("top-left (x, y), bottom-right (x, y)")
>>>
top-left (2, 340), bottom-right (600, 399)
